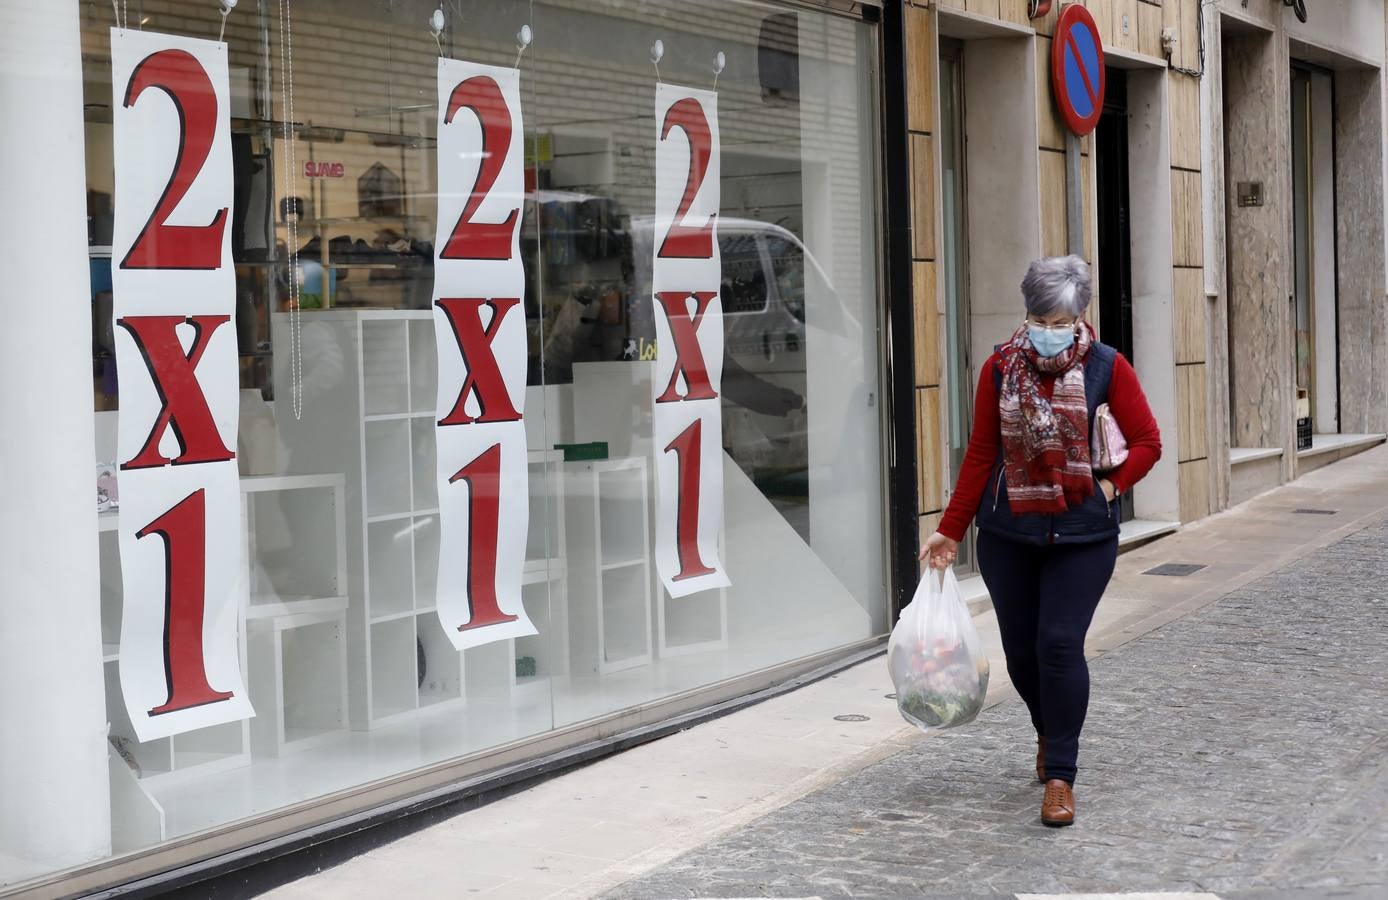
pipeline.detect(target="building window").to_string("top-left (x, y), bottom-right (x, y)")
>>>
top-left (7, 0), bottom-right (890, 889)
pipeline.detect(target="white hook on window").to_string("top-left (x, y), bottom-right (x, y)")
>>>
top-left (430, 7), bottom-right (446, 56)
top-left (514, 24), bottom-right (532, 68)
top-left (218, 0), bottom-right (237, 43)
top-left (651, 39), bottom-right (664, 83)
top-left (712, 50), bottom-right (726, 91)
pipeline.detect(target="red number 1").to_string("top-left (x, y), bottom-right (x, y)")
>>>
top-left (450, 445), bottom-right (520, 630)
top-left (138, 490), bottom-right (235, 716)
top-left (664, 420), bottom-right (717, 582)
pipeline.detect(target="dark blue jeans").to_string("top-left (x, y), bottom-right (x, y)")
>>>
top-left (976, 528), bottom-right (1119, 784)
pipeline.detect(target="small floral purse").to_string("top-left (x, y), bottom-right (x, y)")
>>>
top-left (1090, 403), bottom-right (1129, 474)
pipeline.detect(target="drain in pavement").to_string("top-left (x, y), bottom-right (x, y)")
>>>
top-left (1143, 563), bottom-right (1207, 577)
top-left (1293, 508), bottom-right (1338, 515)
top-left (834, 714), bottom-right (870, 722)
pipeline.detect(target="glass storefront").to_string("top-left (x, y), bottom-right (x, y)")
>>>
top-left (5, 0), bottom-right (887, 890)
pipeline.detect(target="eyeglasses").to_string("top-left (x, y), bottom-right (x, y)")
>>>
top-left (1026, 319), bottom-right (1078, 332)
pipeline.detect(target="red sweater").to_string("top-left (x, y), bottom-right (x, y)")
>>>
top-left (937, 351), bottom-right (1162, 542)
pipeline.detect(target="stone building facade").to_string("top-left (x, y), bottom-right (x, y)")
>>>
top-left (899, 0), bottom-right (1388, 561)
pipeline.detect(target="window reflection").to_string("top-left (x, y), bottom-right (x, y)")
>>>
top-left (73, 0), bottom-right (887, 873)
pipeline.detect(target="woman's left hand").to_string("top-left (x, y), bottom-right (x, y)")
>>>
top-left (919, 531), bottom-right (959, 569)
top-left (1099, 478), bottom-right (1116, 502)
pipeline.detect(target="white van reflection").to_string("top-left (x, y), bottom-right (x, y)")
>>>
top-left (624, 214), bottom-right (850, 369)
top-left (625, 215), bottom-right (857, 483)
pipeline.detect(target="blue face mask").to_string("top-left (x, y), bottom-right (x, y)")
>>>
top-left (1028, 324), bottom-right (1076, 358)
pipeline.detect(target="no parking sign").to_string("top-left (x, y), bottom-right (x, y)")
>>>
top-left (1051, 4), bottom-right (1105, 137)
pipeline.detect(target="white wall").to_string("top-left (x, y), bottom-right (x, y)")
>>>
top-left (0, 0), bottom-right (112, 881)
top-left (964, 37), bottom-right (1042, 386)
top-left (1284, 0), bottom-right (1386, 66)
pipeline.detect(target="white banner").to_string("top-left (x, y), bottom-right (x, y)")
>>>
top-left (432, 58), bottom-right (536, 649)
top-left (111, 29), bottom-right (252, 741)
top-left (652, 84), bottom-right (730, 599)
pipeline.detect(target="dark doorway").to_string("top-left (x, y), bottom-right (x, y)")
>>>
top-left (1094, 67), bottom-right (1134, 521)
top-left (1095, 68), bottom-right (1133, 361)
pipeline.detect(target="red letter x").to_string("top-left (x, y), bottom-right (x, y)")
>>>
top-left (117, 315), bottom-right (235, 470)
top-left (654, 291), bottom-right (720, 403)
top-left (437, 298), bottom-right (523, 426)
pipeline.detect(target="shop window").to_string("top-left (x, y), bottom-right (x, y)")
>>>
top-left (53, 0), bottom-right (888, 888)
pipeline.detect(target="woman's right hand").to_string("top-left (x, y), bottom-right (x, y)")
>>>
top-left (918, 531), bottom-right (959, 570)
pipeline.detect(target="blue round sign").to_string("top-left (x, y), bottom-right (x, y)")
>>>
top-left (1051, 5), bottom-right (1106, 137)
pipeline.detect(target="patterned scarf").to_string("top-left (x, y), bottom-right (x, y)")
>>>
top-left (998, 322), bottom-right (1095, 514)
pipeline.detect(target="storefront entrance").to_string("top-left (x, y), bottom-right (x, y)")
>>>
top-left (1095, 67), bottom-right (1134, 522)
top-left (0, 2), bottom-right (895, 894)
top-left (1290, 62), bottom-right (1339, 438)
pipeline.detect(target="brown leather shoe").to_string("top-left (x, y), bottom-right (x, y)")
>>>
top-left (1041, 778), bottom-right (1075, 827)
top-left (1035, 736), bottom-right (1046, 783)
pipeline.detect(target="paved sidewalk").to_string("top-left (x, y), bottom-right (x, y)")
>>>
top-left (608, 518), bottom-right (1388, 897)
top-left (269, 446), bottom-right (1388, 900)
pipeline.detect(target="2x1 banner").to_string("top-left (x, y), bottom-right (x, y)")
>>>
top-left (652, 83), bottom-right (731, 599)
top-left (106, 43), bottom-right (717, 723)
top-left (432, 58), bottom-right (537, 649)
top-left (110, 28), bottom-right (253, 741)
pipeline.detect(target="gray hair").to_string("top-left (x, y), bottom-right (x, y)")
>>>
top-left (1020, 255), bottom-right (1092, 318)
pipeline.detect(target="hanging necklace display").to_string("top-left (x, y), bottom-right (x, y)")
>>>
top-left (278, 0), bottom-right (304, 421)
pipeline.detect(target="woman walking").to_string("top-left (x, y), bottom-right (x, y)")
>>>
top-left (920, 255), bottom-right (1161, 827)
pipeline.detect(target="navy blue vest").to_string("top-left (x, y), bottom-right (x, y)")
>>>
top-left (974, 342), bottom-right (1119, 546)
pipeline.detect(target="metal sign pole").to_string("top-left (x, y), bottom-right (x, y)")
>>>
top-left (1066, 131), bottom-right (1084, 255)
top-left (1051, 4), bottom-right (1104, 259)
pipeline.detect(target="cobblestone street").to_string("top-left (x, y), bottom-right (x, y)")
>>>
top-left (607, 522), bottom-right (1388, 898)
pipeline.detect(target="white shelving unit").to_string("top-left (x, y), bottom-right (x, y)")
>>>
top-left (99, 471), bottom-right (352, 781)
top-left (568, 361), bottom-right (728, 658)
top-left (271, 311), bottom-right (571, 727)
top-left (654, 536), bottom-right (730, 658)
top-left (459, 452), bottom-right (569, 704)
top-left (564, 457), bottom-right (653, 675)
top-left (242, 474), bottom-right (348, 620)
top-left (246, 608), bottom-right (349, 757)
top-left (242, 474), bottom-right (350, 756)
top-left (97, 513), bottom-right (252, 786)
top-left (511, 452), bottom-right (569, 700)
top-left (272, 309), bottom-right (456, 729)
top-left (651, 471), bottom-right (728, 658)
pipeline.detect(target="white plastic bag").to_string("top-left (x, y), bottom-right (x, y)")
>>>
top-left (888, 567), bottom-right (990, 732)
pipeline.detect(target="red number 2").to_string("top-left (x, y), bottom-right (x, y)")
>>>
top-left (138, 490), bottom-right (235, 716)
top-left (121, 49), bottom-right (227, 270)
top-left (658, 97), bottom-right (716, 260)
top-left (450, 445), bottom-right (520, 631)
top-left (441, 76), bottom-right (520, 261)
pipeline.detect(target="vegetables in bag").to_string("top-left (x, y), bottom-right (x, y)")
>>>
top-left (888, 567), bottom-right (989, 732)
